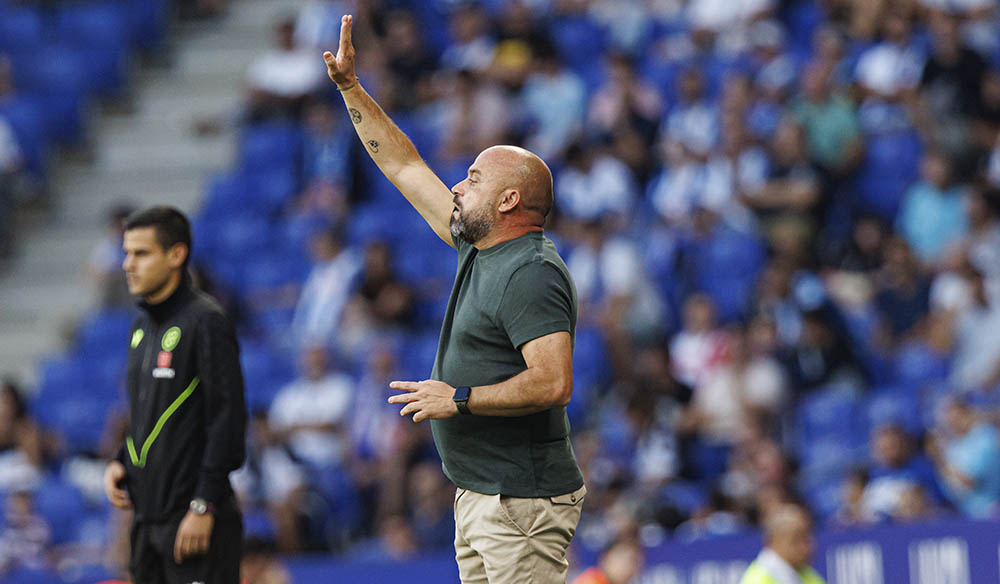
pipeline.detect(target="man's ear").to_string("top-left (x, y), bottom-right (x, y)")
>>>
top-left (167, 243), bottom-right (189, 269)
top-left (498, 189), bottom-right (521, 213)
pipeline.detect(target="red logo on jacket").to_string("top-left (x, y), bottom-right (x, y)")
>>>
top-left (157, 351), bottom-right (172, 368)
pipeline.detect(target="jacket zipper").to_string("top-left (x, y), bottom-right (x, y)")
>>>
top-left (138, 323), bottom-right (158, 412)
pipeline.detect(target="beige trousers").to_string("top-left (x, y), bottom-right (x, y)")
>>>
top-left (453, 484), bottom-right (587, 584)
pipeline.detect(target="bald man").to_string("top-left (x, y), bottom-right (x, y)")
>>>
top-left (325, 15), bottom-right (585, 584)
top-left (740, 505), bottom-right (825, 584)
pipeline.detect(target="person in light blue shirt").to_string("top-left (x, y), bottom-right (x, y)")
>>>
top-left (930, 397), bottom-right (1000, 518)
top-left (521, 43), bottom-right (586, 161)
top-left (896, 151), bottom-right (969, 264)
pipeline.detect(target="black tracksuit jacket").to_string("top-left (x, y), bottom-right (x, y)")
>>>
top-left (117, 276), bottom-right (247, 522)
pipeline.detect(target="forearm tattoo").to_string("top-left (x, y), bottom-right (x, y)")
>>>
top-left (367, 140), bottom-right (379, 153)
top-left (349, 108), bottom-right (362, 124)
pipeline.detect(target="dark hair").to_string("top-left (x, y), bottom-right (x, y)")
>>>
top-left (123, 206), bottom-right (192, 267)
top-left (1, 379), bottom-right (28, 420)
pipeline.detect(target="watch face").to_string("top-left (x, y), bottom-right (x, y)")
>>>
top-left (191, 500), bottom-right (207, 514)
top-left (454, 386), bottom-right (471, 401)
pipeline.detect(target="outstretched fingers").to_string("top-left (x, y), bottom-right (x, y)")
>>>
top-left (389, 380), bottom-right (421, 392)
top-left (388, 392), bottom-right (420, 404)
top-left (338, 14), bottom-right (353, 59)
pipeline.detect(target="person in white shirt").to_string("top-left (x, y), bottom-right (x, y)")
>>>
top-left (268, 346), bottom-right (354, 470)
top-left (246, 17), bottom-right (327, 121)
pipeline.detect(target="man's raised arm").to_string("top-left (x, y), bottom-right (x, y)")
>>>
top-left (323, 15), bottom-right (455, 247)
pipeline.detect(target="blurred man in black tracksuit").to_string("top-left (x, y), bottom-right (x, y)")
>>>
top-left (103, 206), bottom-right (247, 584)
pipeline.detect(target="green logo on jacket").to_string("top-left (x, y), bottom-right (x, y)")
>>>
top-left (131, 329), bottom-right (144, 349)
top-left (161, 326), bottom-right (182, 352)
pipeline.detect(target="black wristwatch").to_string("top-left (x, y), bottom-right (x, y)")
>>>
top-left (453, 386), bottom-right (472, 415)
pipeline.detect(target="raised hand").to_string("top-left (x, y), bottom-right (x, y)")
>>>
top-left (323, 15), bottom-right (356, 88)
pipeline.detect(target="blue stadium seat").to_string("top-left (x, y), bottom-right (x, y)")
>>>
top-left (0, 567), bottom-right (61, 584)
top-left (346, 203), bottom-right (401, 247)
top-left (803, 480), bottom-right (843, 522)
top-left (638, 58), bottom-right (681, 99)
top-left (26, 91), bottom-right (87, 146)
top-left (205, 168), bottom-right (297, 218)
top-left (34, 351), bottom-right (120, 454)
top-left (855, 130), bottom-right (922, 222)
top-left (894, 341), bottom-right (950, 390)
top-left (129, 0), bottom-right (168, 52)
top-left (8, 48), bottom-right (90, 144)
top-left (795, 385), bottom-right (866, 446)
top-left (239, 122), bottom-right (302, 173)
top-left (278, 212), bottom-right (331, 257)
top-left (685, 226), bottom-right (765, 323)
top-left (35, 354), bottom-right (90, 402)
top-left (799, 436), bottom-right (857, 479)
top-left (866, 386), bottom-right (923, 436)
top-left (38, 393), bottom-right (114, 455)
top-left (249, 306), bottom-right (297, 351)
top-left (394, 228), bottom-right (455, 285)
top-left (240, 252), bottom-right (308, 296)
top-left (0, 98), bottom-right (49, 178)
top-left (190, 216), bottom-right (223, 263)
top-left (55, 0), bottom-right (133, 97)
top-left (550, 16), bottom-right (607, 77)
top-left (240, 340), bottom-right (294, 411)
top-left (658, 480), bottom-right (708, 515)
top-left (399, 331), bottom-right (439, 380)
top-left (244, 168), bottom-right (297, 214)
top-left (569, 326), bottom-right (611, 425)
top-left (215, 214), bottom-right (275, 259)
top-left (74, 309), bottom-right (136, 359)
top-left (56, 2), bottom-right (131, 51)
top-left (33, 476), bottom-right (89, 545)
top-left (243, 508), bottom-right (277, 541)
top-left (784, 1), bottom-right (825, 53)
top-left (201, 171), bottom-right (248, 219)
top-left (0, 5), bottom-right (45, 53)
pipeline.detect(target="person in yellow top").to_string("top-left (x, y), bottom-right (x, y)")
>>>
top-left (740, 504), bottom-right (825, 584)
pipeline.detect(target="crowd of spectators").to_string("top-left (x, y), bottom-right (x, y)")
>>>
top-left (4, 0), bottom-right (1000, 581)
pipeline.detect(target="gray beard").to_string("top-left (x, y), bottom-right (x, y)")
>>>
top-left (450, 207), bottom-right (494, 244)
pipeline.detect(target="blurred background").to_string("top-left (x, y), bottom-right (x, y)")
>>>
top-left (1, 0), bottom-right (1000, 582)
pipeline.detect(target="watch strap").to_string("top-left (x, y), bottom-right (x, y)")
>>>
top-left (454, 386), bottom-right (472, 415)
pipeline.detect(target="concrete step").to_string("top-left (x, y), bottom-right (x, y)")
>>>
top-left (53, 176), bottom-right (208, 221)
top-left (0, 0), bottom-right (307, 387)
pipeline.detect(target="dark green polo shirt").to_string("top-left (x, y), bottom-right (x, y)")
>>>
top-left (430, 232), bottom-right (584, 497)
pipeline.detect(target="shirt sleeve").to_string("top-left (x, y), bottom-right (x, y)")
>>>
top-left (193, 311), bottom-right (248, 505)
top-left (496, 261), bottom-right (574, 350)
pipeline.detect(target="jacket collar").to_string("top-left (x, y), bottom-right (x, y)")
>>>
top-left (137, 272), bottom-right (195, 322)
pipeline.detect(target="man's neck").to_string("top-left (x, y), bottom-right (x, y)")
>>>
top-left (144, 271), bottom-right (182, 305)
top-left (474, 224), bottom-right (543, 251)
